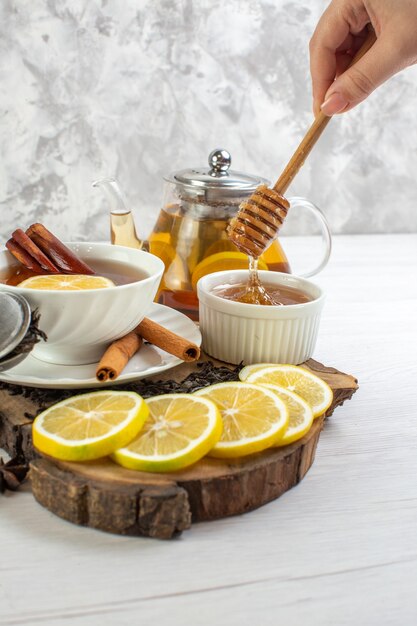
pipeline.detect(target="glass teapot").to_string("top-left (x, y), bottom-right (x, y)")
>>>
top-left (94, 149), bottom-right (331, 320)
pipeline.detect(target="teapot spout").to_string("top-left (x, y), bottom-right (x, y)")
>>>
top-left (93, 177), bottom-right (143, 249)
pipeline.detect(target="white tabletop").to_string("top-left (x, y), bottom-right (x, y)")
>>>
top-left (1, 234), bottom-right (417, 626)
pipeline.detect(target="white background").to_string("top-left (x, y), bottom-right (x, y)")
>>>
top-left (1, 0), bottom-right (417, 242)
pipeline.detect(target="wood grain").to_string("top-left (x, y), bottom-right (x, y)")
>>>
top-left (29, 418), bottom-right (324, 539)
top-left (0, 358), bottom-right (357, 539)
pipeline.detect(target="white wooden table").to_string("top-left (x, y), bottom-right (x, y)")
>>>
top-left (1, 234), bottom-right (417, 626)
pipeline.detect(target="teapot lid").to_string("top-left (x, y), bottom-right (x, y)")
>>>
top-left (166, 149), bottom-right (268, 198)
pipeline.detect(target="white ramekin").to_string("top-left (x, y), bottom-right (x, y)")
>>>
top-left (197, 270), bottom-right (325, 365)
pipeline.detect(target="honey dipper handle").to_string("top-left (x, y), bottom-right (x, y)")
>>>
top-left (273, 27), bottom-right (377, 195)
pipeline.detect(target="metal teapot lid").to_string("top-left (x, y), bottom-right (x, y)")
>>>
top-left (166, 149), bottom-right (268, 199)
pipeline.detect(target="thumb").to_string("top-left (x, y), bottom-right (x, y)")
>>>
top-left (321, 37), bottom-right (402, 115)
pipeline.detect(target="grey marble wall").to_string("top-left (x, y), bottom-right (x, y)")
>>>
top-left (1, 0), bottom-right (417, 243)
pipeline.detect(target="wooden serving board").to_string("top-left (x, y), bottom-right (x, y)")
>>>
top-left (0, 358), bottom-right (358, 539)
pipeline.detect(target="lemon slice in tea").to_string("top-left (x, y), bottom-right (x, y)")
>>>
top-left (194, 382), bottom-right (288, 458)
top-left (112, 394), bottom-right (222, 472)
top-left (33, 391), bottom-right (148, 461)
top-left (18, 274), bottom-right (115, 290)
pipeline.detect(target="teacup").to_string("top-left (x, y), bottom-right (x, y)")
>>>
top-left (197, 270), bottom-right (325, 365)
top-left (0, 243), bottom-right (164, 365)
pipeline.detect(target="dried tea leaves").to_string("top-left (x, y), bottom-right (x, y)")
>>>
top-left (0, 456), bottom-right (29, 493)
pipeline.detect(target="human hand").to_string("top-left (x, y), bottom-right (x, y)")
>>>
top-left (310, 0), bottom-right (417, 116)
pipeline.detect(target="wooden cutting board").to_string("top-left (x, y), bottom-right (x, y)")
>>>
top-left (0, 358), bottom-right (358, 539)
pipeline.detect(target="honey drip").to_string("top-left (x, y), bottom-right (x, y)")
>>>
top-left (239, 257), bottom-right (276, 305)
top-left (211, 272), bottom-right (311, 306)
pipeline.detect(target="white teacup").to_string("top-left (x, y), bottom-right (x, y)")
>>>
top-left (0, 243), bottom-right (164, 365)
top-left (197, 270), bottom-right (325, 365)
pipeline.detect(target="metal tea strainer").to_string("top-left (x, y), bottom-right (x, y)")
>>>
top-left (0, 292), bottom-right (32, 372)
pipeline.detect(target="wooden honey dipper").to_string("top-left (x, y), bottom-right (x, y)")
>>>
top-left (227, 28), bottom-right (377, 258)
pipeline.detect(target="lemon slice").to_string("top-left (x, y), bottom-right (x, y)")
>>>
top-left (33, 391), bottom-right (148, 461)
top-left (191, 252), bottom-right (268, 290)
top-left (112, 394), bottom-right (222, 472)
top-left (194, 382), bottom-right (288, 458)
top-left (204, 239), bottom-right (239, 256)
top-left (148, 232), bottom-right (172, 245)
top-left (245, 365), bottom-right (333, 418)
top-left (239, 364), bottom-right (277, 381)
top-left (148, 238), bottom-right (177, 271)
top-left (18, 274), bottom-right (115, 290)
top-left (260, 384), bottom-right (314, 446)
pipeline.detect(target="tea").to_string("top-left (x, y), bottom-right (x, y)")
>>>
top-left (110, 211), bottom-right (142, 249)
top-left (0, 258), bottom-right (149, 287)
top-left (87, 259), bottom-right (149, 285)
top-left (150, 205), bottom-right (291, 320)
top-left (211, 280), bottom-right (312, 306)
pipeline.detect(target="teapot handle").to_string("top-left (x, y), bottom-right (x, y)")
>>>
top-left (286, 197), bottom-right (332, 277)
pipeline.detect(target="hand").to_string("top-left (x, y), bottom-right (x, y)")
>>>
top-left (310, 0), bottom-right (417, 116)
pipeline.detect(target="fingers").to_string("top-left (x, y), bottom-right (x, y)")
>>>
top-left (321, 36), bottom-right (405, 115)
top-left (310, 0), bottom-right (417, 115)
top-left (310, 2), bottom-right (370, 115)
top-left (310, 6), bottom-right (353, 116)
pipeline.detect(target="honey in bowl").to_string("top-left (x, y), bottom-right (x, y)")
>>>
top-left (211, 280), bottom-right (312, 306)
top-left (208, 253), bottom-right (313, 306)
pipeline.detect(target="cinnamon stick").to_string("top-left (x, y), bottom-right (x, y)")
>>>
top-left (95, 317), bottom-right (200, 381)
top-left (11, 229), bottom-right (60, 273)
top-left (5, 239), bottom-right (44, 274)
top-left (26, 223), bottom-right (95, 275)
top-left (96, 333), bottom-right (143, 382)
top-left (136, 317), bottom-right (200, 362)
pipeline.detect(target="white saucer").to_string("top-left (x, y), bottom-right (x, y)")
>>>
top-left (0, 303), bottom-right (201, 389)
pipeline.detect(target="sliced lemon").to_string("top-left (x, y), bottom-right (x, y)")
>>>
top-left (245, 365), bottom-right (333, 418)
top-left (204, 239), bottom-right (239, 256)
top-left (148, 238), bottom-right (177, 271)
top-left (239, 364), bottom-right (278, 381)
top-left (194, 382), bottom-right (288, 458)
top-left (260, 384), bottom-right (314, 446)
top-left (112, 394), bottom-right (222, 472)
top-left (33, 391), bottom-right (148, 461)
top-left (18, 274), bottom-right (115, 290)
top-left (148, 232), bottom-right (172, 245)
top-left (191, 252), bottom-right (268, 290)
